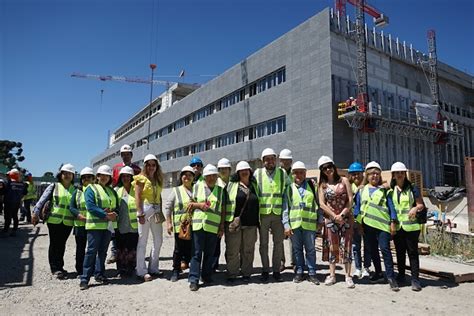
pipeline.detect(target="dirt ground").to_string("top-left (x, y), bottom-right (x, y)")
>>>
top-left (1, 213), bottom-right (473, 315)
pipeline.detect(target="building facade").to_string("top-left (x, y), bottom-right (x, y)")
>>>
top-left (91, 8), bottom-right (474, 188)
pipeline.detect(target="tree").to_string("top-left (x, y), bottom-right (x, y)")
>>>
top-left (0, 140), bottom-right (25, 169)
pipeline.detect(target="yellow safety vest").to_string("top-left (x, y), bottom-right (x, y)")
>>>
top-left (256, 168), bottom-right (286, 216)
top-left (172, 185), bottom-right (192, 233)
top-left (390, 188), bottom-right (421, 232)
top-left (73, 187), bottom-right (88, 227)
top-left (192, 182), bottom-right (223, 234)
top-left (85, 184), bottom-right (118, 230)
top-left (359, 185), bottom-right (391, 233)
top-left (288, 182), bottom-right (318, 231)
top-left (47, 183), bottom-right (75, 226)
top-left (116, 186), bottom-right (138, 230)
top-left (25, 182), bottom-right (37, 200)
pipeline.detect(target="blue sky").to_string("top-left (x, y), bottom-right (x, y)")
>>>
top-left (1, 0), bottom-right (473, 176)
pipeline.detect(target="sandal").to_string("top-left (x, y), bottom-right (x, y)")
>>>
top-left (325, 275), bottom-right (336, 286)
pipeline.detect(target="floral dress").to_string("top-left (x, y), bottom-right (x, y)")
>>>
top-left (322, 180), bottom-right (354, 264)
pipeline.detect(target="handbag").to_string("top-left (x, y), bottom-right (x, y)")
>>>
top-left (153, 210), bottom-right (166, 224)
top-left (228, 184), bottom-right (250, 233)
top-left (40, 184), bottom-right (55, 222)
top-left (178, 214), bottom-right (192, 240)
top-left (411, 185), bottom-right (427, 224)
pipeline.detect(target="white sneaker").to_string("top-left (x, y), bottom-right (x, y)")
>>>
top-left (353, 268), bottom-right (362, 278)
top-left (346, 276), bottom-right (355, 288)
top-left (325, 275), bottom-right (336, 286)
top-left (361, 268), bottom-right (370, 278)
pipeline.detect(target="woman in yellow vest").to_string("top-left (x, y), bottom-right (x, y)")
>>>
top-left (317, 156), bottom-right (355, 288)
top-left (79, 165), bottom-right (118, 290)
top-left (115, 166), bottom-right (139, 277)
top-left (390, 162), bottom-right (425, 291)
top-left (353, 161), bottom-right (399, 291)
top-left (69, 167), bottom-right (94, 275)
top-left (187, 164), bottom-right (225, 291)
top-left (134, 154), bottom-right (164, 282)
top-left (224, 161), bottom-right (260, 284)
top-left (32, 163), bottom-right (76, 280)
top-left (164, 166), bottom-right (195, 282)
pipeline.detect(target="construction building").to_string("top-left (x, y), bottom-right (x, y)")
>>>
top-left (91, 8), bottom-right (474, 188)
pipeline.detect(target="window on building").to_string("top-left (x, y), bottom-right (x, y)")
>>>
top-left (205, 140), bottom-right (213, 150)
top-left (249, 83), bottom-right (257, 97)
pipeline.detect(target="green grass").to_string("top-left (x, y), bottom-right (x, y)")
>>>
top-left (426, 229), bottom-right (474, 262)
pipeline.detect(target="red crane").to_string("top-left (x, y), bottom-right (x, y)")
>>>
top-left (71, 72), bottom-right (178, 87)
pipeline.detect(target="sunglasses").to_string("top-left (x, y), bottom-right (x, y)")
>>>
top-left (190, 163), bottom-right (203, 168)
top-left (322, 164), bottom-right (334, 171)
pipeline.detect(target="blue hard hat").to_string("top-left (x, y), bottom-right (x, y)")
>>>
top-left (190, 156), bottom-right (203, 166)
top-left (348, 162), bottom-right (364, 173)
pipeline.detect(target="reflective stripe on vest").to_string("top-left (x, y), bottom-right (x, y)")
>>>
top-left (288, 182), bottom-right (318, 231)
top-left (173, 186), bottom-right (192, 233)
top-left (391, 188), bottom-right (420, 232)
top-left (47, 183), bottom-right (75, 226)
top-left (256, 168), bottom-right (285, 216)
top-left (74, 188), bottom-right (88, 227)
top-left (192, 182), bottom-right (223, 234)
top-left (116, 186), bottom-right (138, 230)
top-left (360, 185), bottom-right (391, 233)
top-left (86, 184), bottom-right (118, 230)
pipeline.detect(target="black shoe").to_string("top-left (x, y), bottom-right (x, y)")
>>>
top-left (411, 279), bottom-right (422, 292)
top-left (369, 273), bottom-right (385, 283)
top-left (293, 274), bottom-right (304, 283)
top-left (170, 271), bottom-right (179, 282)
top-left (388, 278), bottom-right (400, 292)
top-left (189, 282), bottom-right (199, 291)
top-left (226, 278), bottom-right (236, 285)
top-left (201, 277), bottom-right (213, 285)
top-left (260, 272), bottom-right (269, 282)
top-left (242, 276), bottom-right (250, 284)
top-left (309, 275), bottom-right (320, 285)
top-left (273, 272), bottom-right (283, 282)
top-left (53, 271), bottom-right (66, 280)
top-left (9, 231), bottom-right (16, 237)
top-left (396, 274), bottom-right (406, 284)
top-left (79, 282), bottom-right (89, 290)
top-left (94, 275), bottom-right (110, 285)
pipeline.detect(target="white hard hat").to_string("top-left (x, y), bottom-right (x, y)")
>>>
top-left (180, 166), bottom-right (195, 175)
top-left (317, 156), bottom-right (334, 169)
top-left (217, 158), bottom-right (231, 169)
top-left (80, 167), bottom-right (94, 176)
top-left (203, 164), bottom-right (218, 177)
top-left (261, 148), bottom-right (277, 159)
top-left (96, 165), bottom-right (112, 176)
top-left (292, 161), bottom-right (306, 170)
top-left (236, 161), bottom-right (251, 172)
top-left (365, 161), bottom-right (382, 171)
top-left (391, 162), bottom-right (407, 172)
top-left (120, 144), bottom-right (132, 153)
top-left (144, 154), bottom-right (158, 163)
top-left (9, 168), bottom-right (20, 174)
top-left (279, 149), bottom-right (293, 160)
top-left (60, 163), bottom-right (75, 174)
top-left (119, 166), bottom-right (134, 176)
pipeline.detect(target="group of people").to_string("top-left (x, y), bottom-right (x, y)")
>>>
top-left (9, 143), bottom-right (426, 292)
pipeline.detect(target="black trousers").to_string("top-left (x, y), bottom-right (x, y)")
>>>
top-left (74, 227), bottom-right (87, 275)
top-left (3, 203), bottom-right (21, 232)
top-left (21, 199), bottom-right (33, 222)
top-left (47, 223), bottom-right (73, 273)
top-left (394, 228), bottom-right (420, 281)
top-left (172, 233), bottom-right (192, 271)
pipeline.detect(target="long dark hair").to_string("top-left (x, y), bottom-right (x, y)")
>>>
top-left (390, 173), bottom-right (412, 191)
top-left (230, 171), bottom-right (256, 183)
top-left (56, 171), bottom-right (75, 186)
top-left (318, 163), bottom-right (341, 186)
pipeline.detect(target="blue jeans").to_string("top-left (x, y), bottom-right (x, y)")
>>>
top-left (352, 225), bottom-right (371, 270)
top-left (81, 230), bottom-right (111, 283)
top-left (364, 223), bottom-right (395, 279)
top-left (188, 230), bottom-right (218, 284)
top-left (290, 228), bottom-right (316, 276)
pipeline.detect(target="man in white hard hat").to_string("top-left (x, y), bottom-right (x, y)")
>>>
top-left (1, 168), bottom-right (27, 237)
top-left (112, 144), bottom-right (141, 187)
top-left (279, 148), bottom-right (294, 271)
top-left (254, 148), bottom-right (289, 282)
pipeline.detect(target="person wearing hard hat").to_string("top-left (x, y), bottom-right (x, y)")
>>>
top-left (69, 167), bottom-right (95, 275)
top-left (254, 148), bottom-right (289, 282)
top-left (353, 161), bottom-right (399, 291)
top-left (112, 144), bottom-right (141, 187)
top-left (20, 172), bottom-right (36, 224)
top-left (279, 148), bottom-right (294, 272)
top-left (187, 164), bottom-right (225, 291)
top-left (224, 161), bottom-right (260, 284)
top-left (79, 164), bottom-right (118, 290)
top-left (317, 156), bottom-right (355, 288)
top-left (164, 166), bottom-right (195, 282)
top-left (134, 154), bottom-right (165, 282)
top-left (190, 156), bottom-right (204, 184)
top-left (347, 162), bottom-right (371, 279)
top-left (32, 164), bottom-right (76, 280)
top-left (389, 162), bottom-right (425, 292)
top-left (282, 161), bottom-right (320, 284)
top-left (1, 168), bottom-right (27, 237)
top-left (114, 166), bottom-right (139, 277)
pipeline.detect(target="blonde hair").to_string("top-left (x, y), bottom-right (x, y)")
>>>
top-left (141, 159), bottom-right (164, 187)
top-left (362, 167), bottom-right (382, 186)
